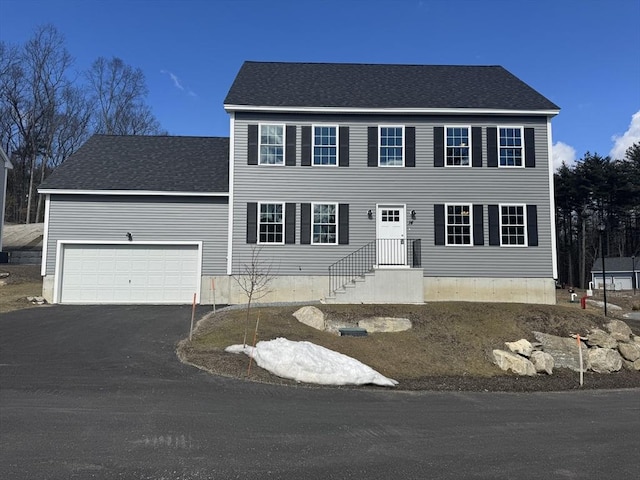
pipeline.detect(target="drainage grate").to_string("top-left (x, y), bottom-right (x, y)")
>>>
top-left (339, 327), bottom-right (368, 337)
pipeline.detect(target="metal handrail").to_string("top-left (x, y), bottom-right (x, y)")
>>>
top-left (328, 238), bottom-right (422, 296)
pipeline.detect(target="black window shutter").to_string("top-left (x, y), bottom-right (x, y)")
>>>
top-left (301, 126), bottom-right (311, 166)
top-left (434, 127), bottom-right (444, 167)
top-left (300, 203), bottom-right (311, 244)
top-left (367, 127), bottom-right (378, 167)
top-left (524, 128), bottom-right (536, 168)
top-left (527, 205), bottom-right (538, 246)
top-left (472, 127), bottom-right (483, 167)
top-left (434, 204), bottom-right (445, 245)
top-left (473, 204), bottom-right (484, 245)
top-left (405, 126), bottom-right (415, 167)
top-left (487, 127), bottom-right (498, 167)
top-left (488, 204), bottom-right (500, 245)
top-left (248, 125), bottom-right (258, 165)
top-left (285, 125), bottom-right (296, 166)
top-left (285, 203), bottom-right (296, 244)
top-left (246, 202), bottom-right (257, 243)
top-left (338, 204), bottom-right (349, 244)
top-left (339, 126), bottom-right (349, 167)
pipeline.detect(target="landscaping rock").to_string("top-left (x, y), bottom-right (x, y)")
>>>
top-left (618, 342), bottom-right (640, 362)
top-left (492, 349), bottom-right (536, 376)
top-left (293, 306), bottom-right (325, 331)
top-left (530, 351), bottom-right (554, 375)
top-left (533, 331), bottom-right (590, 372)
top-left (358, 317), bottom-right (412, 333)
top-left (586, 329), bottom-right (618, 349)
top-left (588, 348), bottom-right (622, 373)
top-left (621, 358), bottom-right (640, 371)
top-left (604, 320), bottom-right (632, 342)
top-left (505, 339), bottom-right (534, 357)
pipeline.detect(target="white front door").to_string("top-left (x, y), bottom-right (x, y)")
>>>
top-left (376, 205), bottom-right (406, 266)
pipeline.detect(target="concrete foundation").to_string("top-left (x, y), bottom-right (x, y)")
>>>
top-left (424, 277), bottom-right (556, 305)
top-left (324, 268), bottom-right (425, 304)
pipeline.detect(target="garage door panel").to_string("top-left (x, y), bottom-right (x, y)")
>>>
top-left (60, 244), bottom-right (199, 304)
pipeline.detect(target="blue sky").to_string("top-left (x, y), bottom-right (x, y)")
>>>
top-left (1, 0), bottom-right (639, 168)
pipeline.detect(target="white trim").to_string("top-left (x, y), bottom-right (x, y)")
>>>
top-left (311, 124), bottom-right (339, 167)
top-left (227, 112), bottom-right (235, 275)
top-left (444, 125), bottom-right (472, 167)
top-left (444, 203), bottom-right (473, 246)
top-left (498, 203), bottom-right (528, 247)
top-left (258, 123), bottom-right (286, 166)
top-left (257, 202), bottom-right (285, 245)
top-left (497, 126), bottom-right (525, 168)
top-left (547, 117), bottom-right (558, 279)
top-left (311, 202), bottom-right (339, 245)
top-left (378, 125), bottom-right (405, 167)
top-left (225, 104), bottom-right (560, 117)
top-left (40, 194), bottom-right (51, 276)
top-left (375, 204), bottom-right (407, 267)
top-left (53, 240), bottom-right (203, 304)
top-left (37, 189), bottom-right (228, 197)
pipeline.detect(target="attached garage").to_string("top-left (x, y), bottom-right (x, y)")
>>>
top-left (56, 242), bottom-right (201, 304)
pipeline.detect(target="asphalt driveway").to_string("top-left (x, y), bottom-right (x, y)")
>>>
top-left (1, 305), bottom-right (639, 479)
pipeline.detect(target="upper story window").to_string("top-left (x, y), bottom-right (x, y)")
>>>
top-left (379, 126), bottom-right (404, 166)
top-left (500, 204), bottom-right (527, 246)
top-left (259, 124), bottom-right (284, 165)
top-left (446, 204), bottom-right (472, 245)
top-left (499, 127), bottom-right (524, 167)
top-left (258, 203), bottom-right (284, 244)
top-left (446, 127), bottom-right (470, 166)
top-left (312, 203), bottom-right (337, 244)
top-left (313, 126), bottom-right (337, 166)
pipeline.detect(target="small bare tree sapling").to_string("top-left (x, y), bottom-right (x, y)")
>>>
top-left (232, 246), bottom-right (275, 346)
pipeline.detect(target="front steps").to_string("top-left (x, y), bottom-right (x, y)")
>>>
top-left (324, 268), bottom-right (424, 304)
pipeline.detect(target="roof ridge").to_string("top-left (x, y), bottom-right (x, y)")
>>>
top-left (243, 60), bottom-right (504, 68)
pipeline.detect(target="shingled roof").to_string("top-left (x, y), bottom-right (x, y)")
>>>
top-left (224, 61), bottom-right (559, 111)
top-left (39, 135), bottom-right (229, 193)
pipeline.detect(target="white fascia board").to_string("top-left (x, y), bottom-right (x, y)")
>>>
top-left (224, 104), bottom-right (560, 117)
top-left (41, 194), bottom-right (51, 276)
top-left (37, 189), bottom-right (229, 197)
top-left (227, 112), bottom-right (236, 275)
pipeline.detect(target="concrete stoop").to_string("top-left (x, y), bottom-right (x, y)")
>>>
top-left (324, 268), bottom-right (424, 304)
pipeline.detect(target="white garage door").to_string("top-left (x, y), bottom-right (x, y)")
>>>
top-left (60, 244), bottom-right (199, 304)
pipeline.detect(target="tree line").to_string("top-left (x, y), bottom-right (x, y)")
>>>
top-left (0, 24), bottom-right (163, 224)
top-left (555, 143), bottom-right (640, 288)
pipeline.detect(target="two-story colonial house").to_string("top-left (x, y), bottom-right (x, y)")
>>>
top-left (38, 61), bottom-right (560, 305)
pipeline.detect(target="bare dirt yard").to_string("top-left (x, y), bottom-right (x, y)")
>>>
top-left (0, 264), bottom-right (44, 314)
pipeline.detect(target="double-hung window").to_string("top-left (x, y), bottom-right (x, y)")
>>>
top-left (446, 127), bottom-right (470, 166)
top-left (379, 126), bottom-right (404, 166)
top-left (259, 124), bottom-right (284, 165)
top-left (446, 204), bottom-right (472, 245)
top-left (313, 126), bottom-right (337, 166)
top-left (312, 203), bottom-right (337, 244)
top-left (500, 204), bottom-right (527, 246)
top-left (258, 203), bottom-right (284, 244)
top-left (499, 127), bottom-right (524, 167)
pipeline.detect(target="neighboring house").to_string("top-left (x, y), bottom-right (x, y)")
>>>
top-left (39, 61), bottom-right (560, 305)
top-left (591, 256), bottom-right (639, 291)
top-left (1, 148), bottom-right (13, 261)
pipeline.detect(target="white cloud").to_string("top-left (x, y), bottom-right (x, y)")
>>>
top-left (161, 69), bottom-right (184, 90)
top-left (552, 141), bottom-right (577, 170)
top-left (610, 110), bottom-right (640, 160)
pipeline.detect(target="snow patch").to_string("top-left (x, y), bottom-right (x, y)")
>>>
top-left (225, 338), bottom-right (398, 387)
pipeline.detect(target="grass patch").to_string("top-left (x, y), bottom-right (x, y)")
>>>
top-left (180, 302), bottom-right (623, 388)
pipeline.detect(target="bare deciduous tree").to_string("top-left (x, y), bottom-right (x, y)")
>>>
top-left (233, 246), bottom-right (276, 346)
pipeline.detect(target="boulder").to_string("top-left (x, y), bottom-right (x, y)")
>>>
top-left (492, 349), bottom-right (536, 376)
top-left (505, 339), bottom-right (533, 357)
top-left (586, 329), bottom-right (618, 349)
top-left (621, 358), bottom-right (640, 371)
top-left (632, 335), bottom-right (640, 346)
top-left (293, 306), bottom-right (325, 331)
top-left (588, 348), bottom-right (622, 373)
top-left (533, 331), bottom-right (590, 372)
top-left (604, 320), bottom-right (632, 342)
top-left (358, 317), bottom-right (412, 333)
top-left (618, 342), bottom-right (640, 362)
top-left (530, 351), bottom-right (554, 375)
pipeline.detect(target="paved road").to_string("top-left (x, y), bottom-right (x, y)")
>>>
top-left (1, 305), bottom-right (638, 479)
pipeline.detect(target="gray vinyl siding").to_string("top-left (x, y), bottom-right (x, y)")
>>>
top-left (45, 195), bottom-right (228, 275)
top-left (232, 113), bottom-right (554, 278)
